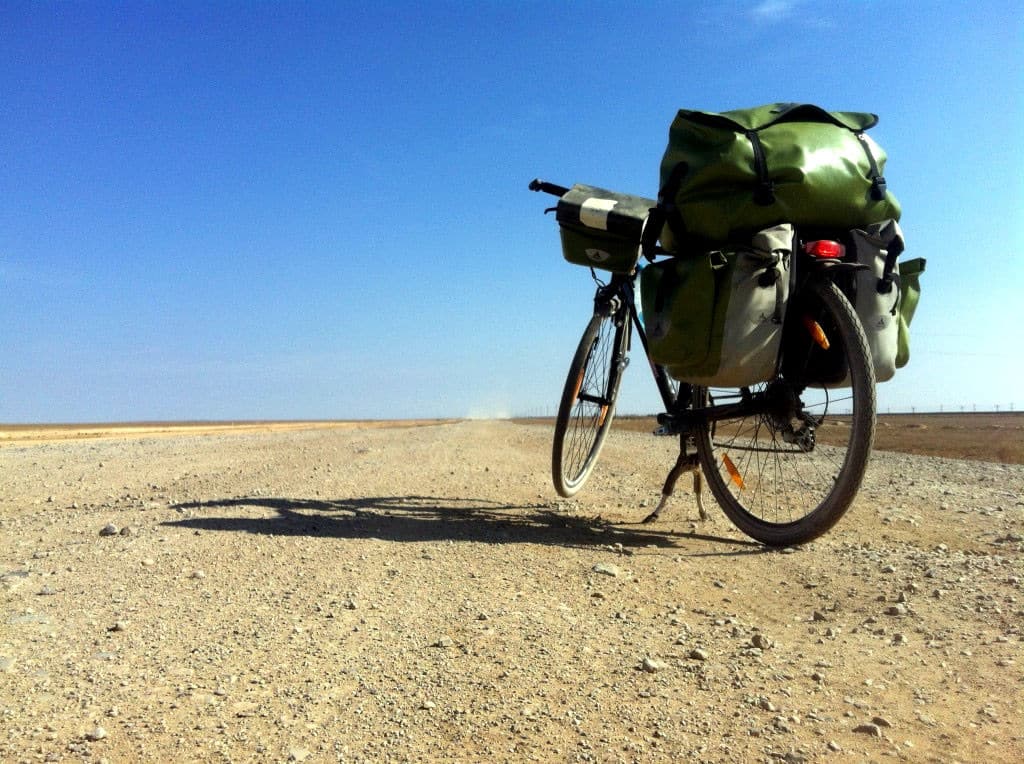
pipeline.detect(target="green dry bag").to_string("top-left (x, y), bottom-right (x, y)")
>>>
top-left (659, 103), bottom-right (902, 248)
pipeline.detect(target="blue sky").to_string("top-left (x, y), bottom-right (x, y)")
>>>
top-left (2, 0), bottom-right (1022, 422)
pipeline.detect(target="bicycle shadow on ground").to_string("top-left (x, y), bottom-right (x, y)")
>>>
top-left (162, 495), bottom-right (763, 554)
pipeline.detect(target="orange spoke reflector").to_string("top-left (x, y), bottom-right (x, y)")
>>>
top-left (722, 453), bottom-right (745, 490)
top-left (572, 371), bottom-right (585, 401)
top-left (597, 405), bottom-right (609, 427)
top-left (802, 315), bottom-right (830, 350)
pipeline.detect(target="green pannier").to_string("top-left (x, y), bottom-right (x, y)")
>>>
top-left (794, 221), bottom-right (923, 390)
top-left (640, 224), bottom-right (794, 386)
top-left (847, 219), bottom-right (905, 383)
top-left (556, 184), bottom-right (656, 273)
top-left (896, 256), bottom-right (926, 368)
top-left (659, 103), bottom-right (902, 249)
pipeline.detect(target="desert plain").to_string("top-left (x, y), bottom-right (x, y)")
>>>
top-left (1, 415), bottom-right (1021, 762)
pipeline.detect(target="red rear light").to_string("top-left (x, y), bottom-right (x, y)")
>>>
top-left (804, 240), bottom-right (845, 259)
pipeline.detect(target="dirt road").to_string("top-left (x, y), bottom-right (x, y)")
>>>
top-left (2, 421), bottom-right (1021, 762)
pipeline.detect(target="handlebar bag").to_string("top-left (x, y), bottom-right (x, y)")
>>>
top-left (659, 103), bottom-right (901, 249)
top-left (640, 224), bottom-right (794, 387)
top-left (556, 184), bottom-right (657, 273)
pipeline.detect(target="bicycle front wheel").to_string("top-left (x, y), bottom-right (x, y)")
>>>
top-left (552, 310), bottom-right (629, 497)
top-left (694, 279), bottom-right (876, 546)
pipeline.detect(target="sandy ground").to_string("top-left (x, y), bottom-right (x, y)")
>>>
top-left (1, 420), bottom-right (1021, 763)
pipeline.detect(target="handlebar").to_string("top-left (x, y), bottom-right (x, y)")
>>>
top-left (529, 178), bottom-right (569, 197)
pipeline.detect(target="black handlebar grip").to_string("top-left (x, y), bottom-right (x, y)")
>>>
top-left (529, 178), bottom-right (570, 197)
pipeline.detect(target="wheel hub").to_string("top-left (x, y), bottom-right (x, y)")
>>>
top-left (764, 380), bottom-right (817, 452)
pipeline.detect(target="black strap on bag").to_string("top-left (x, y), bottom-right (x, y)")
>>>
top-left (658, 162), bottom-right (690, 250)
top-left (876, 227), bottom-right (905, 294)
top-left (745, 131), bottom-right (776, 206)
top-left (855, 132), bottom-right (888, 201)
top-left (641, 206), bottom-right (666, 261)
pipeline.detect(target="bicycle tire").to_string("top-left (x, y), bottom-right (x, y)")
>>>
top-left (694, 279), bottom-right (876, 546)
top-left (552, 310), bottom-right (629, 497)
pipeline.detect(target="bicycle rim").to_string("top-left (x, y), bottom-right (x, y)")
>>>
top-left (552, 311), bottom-right (628, 497)
top-left (695, 280), bottom-right (876, 546)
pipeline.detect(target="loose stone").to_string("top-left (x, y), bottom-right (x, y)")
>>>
top-left (641, 657), bottom-right (666, 673)
top-left (592, 563), bottom-right (621, 578)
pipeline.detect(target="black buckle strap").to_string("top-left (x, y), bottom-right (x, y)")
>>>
top-left (641, 206), bottom-right (665, 260)
top-left (855, 132), bottom-right (888, 201)
top-left (746, 131), bottom-right (776, 206)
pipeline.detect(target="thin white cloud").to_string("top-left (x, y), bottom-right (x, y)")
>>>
top-left (750, 0), bottom-right (802, 23)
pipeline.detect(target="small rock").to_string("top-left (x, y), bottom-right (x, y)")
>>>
top-left (872, 715), bottom-right (893, 728)
top-left (812, 611), bottom-right (828, 622)
top-left (881, 564), bottom-right (896, 573)
top-left (287, 748), bottom-right (311, 762)
top-left (190, 570), bottom-right (206, 580)
top-left (85, 726), bottom-right (107, 741)
top-left (892, 633), bottom-right (908, 646)
top-left (688, 648), bottom-right (709, 661)
top-left (641, 657), bottom-right (666, 673)
top-left (420, 700), bottom-right (436, 710)
top-left (885, 604), bottom-right (907, 616)
top-left (827, 740), bottom-right (842, 752)
top-left (773, 715), bottom-right (792, 733)
top-left (109, 621), bottom-right (128, 632)
top-left (99, 524), bottom-right (119, 537)
top-left (853, 723), bottom-right (882, 736)
top-left (752, 633), bottom-right (774, 650)
top-left (118, 526), bottom-right (134, 537)
top-left (431, 637), bottom-right (454, 649)
top-left (592, 563), bottom-right (621, 577)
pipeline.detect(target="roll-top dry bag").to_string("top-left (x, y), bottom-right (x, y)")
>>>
top-left (659, 103), bottom-right (901, 248)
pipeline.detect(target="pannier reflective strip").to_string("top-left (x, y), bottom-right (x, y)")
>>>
top-left (579, 198), bottom-right (618, 230)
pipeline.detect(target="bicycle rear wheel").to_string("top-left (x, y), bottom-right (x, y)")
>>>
top-left (694, 279), bottom-right (876, 546)
top-left (552, 310), bottom-right (630, 497)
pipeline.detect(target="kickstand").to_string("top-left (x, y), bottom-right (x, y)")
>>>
top-left (642, 441), bottom-right (708, 524)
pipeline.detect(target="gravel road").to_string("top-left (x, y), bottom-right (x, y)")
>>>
top-left (2, 420), bottom-right (1021, 762)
